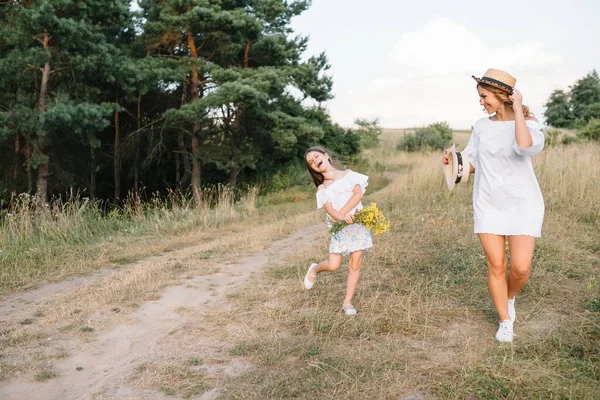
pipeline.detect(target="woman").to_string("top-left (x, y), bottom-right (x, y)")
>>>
top-left (442, 69), bottom-right (545, 342)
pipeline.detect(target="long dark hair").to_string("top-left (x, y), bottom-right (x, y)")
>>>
top-left (304, 146), bottom-right (341, 187)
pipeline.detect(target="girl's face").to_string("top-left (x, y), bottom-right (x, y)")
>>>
top-left (478, 86), bottom-right (503, 114)
top-left (306, 151), bottom-right (332, 173)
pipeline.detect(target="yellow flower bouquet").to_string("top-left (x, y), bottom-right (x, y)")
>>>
top-left (330, 202), bottom-right (390, 236)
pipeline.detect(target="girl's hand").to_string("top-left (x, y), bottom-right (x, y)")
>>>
top-left (441, 148), bottom-right (450, 165)
top-left (510, 88), bottom-right (523, 110)
top-left (344, 214), bottom-right (354, 224)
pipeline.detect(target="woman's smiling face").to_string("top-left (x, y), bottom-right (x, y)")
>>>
top-left (305, 151), bottom-right (331, 173)
top-left (478, 85), bottom-right (502, 114)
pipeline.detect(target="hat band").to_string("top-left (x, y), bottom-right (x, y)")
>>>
top-left (480, 77), bottom-right (513, 92)
top-left (455, 152), bottom-right (464, 184)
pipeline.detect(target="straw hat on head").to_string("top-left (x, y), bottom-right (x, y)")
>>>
top-left (472, 68), bottom-right (516, 94)
top-left (444, 144), bottom-right (471, 191)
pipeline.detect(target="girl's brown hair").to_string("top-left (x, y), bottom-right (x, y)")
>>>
top-left (478, 82), bottom-right (533, 119)
top-left (304, 146), bottom-right (341, 187)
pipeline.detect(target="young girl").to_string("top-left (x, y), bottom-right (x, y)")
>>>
top-left (303, 146), bottom-right (372, 315)
top-left (442, 69), bottom-right (545, 342)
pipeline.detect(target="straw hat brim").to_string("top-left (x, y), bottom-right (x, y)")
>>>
top-left (443, 145), bottom-right (471, 191)
top-left (472, 76), bottom-right (514, 94)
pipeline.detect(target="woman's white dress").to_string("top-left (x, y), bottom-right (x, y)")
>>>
top-left (463, 118), bottom-right (545, 237)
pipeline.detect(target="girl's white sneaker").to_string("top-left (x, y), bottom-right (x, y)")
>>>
top-left (508, 297), bottom-right (516, 322)
top-left (303, 263), bottom-right (317, 289)
top-left (495, 319), bottom-right (514, 342)
top-left (342, 304), bottom-right (357, 315)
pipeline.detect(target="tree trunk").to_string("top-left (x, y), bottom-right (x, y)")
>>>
top-left (12, 134), bottom-right (20, 192)
top-left (35, 31), bottom-right (51, 203)
top-left (177, 132), bottom-right (191, 186)
top-left (227, 167), bottom-right (239, 187)
top-left (227, 40), bottom-right (253, 188)
top-left (178, 79), bottom-right (191, 187)
top-left (134, 92), bottom-right (141, 194)
top-left (113, 92), bottom-right (121, 204)
top-left (174, 149), bottom-right (180, 185)
top-left (25, 141), bottom-right (33, 193)
top-left (90, 145), bottom-right (97, 200)
top-left (190, 128), bottom-right (201, 205)
top-left (187, 27), bottom-right (202, 207)
top-left (243, 39), bottom-right (251, 69)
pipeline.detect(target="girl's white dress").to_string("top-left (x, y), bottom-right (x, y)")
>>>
top-left (463, 117), bottom-right (545, 237)
top-left (316, 170), bottom-right (373, 255)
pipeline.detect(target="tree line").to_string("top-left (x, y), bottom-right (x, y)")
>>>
top-left (544, 70), bottom-right (600, 140)
top-left (0, 0), bottom-right (364, 207)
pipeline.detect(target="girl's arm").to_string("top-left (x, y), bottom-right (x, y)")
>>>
top-left (323, 202), bottom-right (345, 222)
top-left (338, 184), bottom-right (364, 217)
top-left (322, 185), bottom-right (363, 222)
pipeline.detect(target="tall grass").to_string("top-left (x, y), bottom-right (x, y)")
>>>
top-left (0, 186), bottom-right (260, 295)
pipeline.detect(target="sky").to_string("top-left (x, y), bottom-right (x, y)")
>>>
top-left (290, 0), bottom-right (600, 129)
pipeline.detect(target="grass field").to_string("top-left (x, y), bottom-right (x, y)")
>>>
top-left (0, 129), bottom-right (599, 399)
top-left (178, 132), bottom-right (599, 399)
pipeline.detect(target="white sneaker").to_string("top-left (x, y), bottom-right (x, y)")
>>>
top-left (495, 319), bottom-right (514, 342)
top-left (508, 297), bottom-right (516, 322)
top-left (342, 304), bottom-right (357, 315)
top-left (303, 263), bottom-right (317, 289)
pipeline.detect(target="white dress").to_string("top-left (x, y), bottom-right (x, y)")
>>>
top-left (462, 117), bottom-right (545, 237)
top-left (316, 170), bottom-right (373, 255)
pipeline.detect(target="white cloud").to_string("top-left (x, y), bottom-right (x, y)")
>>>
top-left (388, 18), bottom-right (562, 77)
top-left (340, 18), bottom-right (570, 128)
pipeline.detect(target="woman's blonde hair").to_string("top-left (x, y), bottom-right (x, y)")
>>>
top-left (478, 82), bottom-right (533, 119)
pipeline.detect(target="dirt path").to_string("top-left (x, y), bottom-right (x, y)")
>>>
top-left (0, 224), bottom-right (324, 400)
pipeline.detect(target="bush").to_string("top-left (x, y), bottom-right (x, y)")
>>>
top-left (561, 135), bottom-right (580, 145)
top-left (353, 118), bottom-right (383, 149)
top-left (544, 128), bottom-right (561, 146)
top-left (578, 118), bottom-right (600, 141)
top-left (397, 122), bottom-right (453, 152)
top-left (428, 121), bottom-right (453, 143)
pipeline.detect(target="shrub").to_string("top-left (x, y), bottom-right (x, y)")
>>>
top-left (428, 121), bottom-right (453, 143)
top-left (578, 118), bottom-right (600, 141)
top-left (544, 128), bottom-right (561, 146)
top-left (397, 122), bottom-right (453, 152)
top-left (353, 118), bottom-right (383, 149)
top-left (561, 135), bottom-right (580, 145)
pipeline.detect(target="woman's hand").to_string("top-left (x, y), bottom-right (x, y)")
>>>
top-left (344, 213), bottom-right (354, 224)
top-left (441, 148), bottom-right (450, 165)
top-left (510, 88), bottom-right (523, 110)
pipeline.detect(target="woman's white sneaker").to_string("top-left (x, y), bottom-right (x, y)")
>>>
top-left (508, 297), bottom-right (516, 322)
top-left (495, 319), bottom-right (514, 342)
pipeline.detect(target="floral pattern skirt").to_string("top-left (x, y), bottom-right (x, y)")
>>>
top-left (329, 223), bottom-right (373, 256)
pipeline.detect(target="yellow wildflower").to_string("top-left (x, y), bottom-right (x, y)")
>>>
top-left (330, 203), bottom-right (390, 236)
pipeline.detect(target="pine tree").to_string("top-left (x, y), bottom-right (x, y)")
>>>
top-left (0, 0), bottom-right (132, 201)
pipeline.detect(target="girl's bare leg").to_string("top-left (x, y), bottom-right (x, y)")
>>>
top-left (344, 251), bottom-right (363, 306)
top-left (306, 253), bottom-right (342, 285)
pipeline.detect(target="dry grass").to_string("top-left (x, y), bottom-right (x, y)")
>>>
top-left (0, 185), bottom-right (285, 297)
top-left (0, 211), bottom-right (316, 382)
top-left (128, 360), bottom-right (211, 399)
top-left (1, 133), bottom-right (598, 398)
top-left (176, 140), bottom-right (600, 399)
